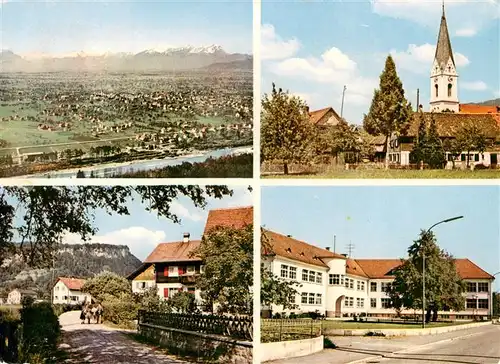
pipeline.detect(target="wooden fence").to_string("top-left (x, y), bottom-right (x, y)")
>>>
top-left (261, 319), bottom-right (322, 343)
top-left (138, 310), bottom-right (253, 341)
top-left (0, 320), bottom-right (20, 363)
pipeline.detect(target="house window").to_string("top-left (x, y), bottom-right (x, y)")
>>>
top-left (55, 296), bottom-right (58, 300)
top-left (186, 266), bottom-right (195, 274)
top-left (357, 281), bottom-right (361, 290)
top-left (381, 298), bottom-right (391, 308)
top-left (315, 294), bottom-right (322, 305)
top-left (478, 283), bottom-right (488, 292)
top-left (466, 299), bottom-right (477, 309)
top-left (329, 274), bottom-right (340, 285)
top-left (281, 264), bottom-right (289, 278)
top-left (302, 270), bottom-right (309, 281)
top-left (360, 298), bottom-right (365, 308)
top-left (435, 84), bottom-right (438, 97)
top-left (301, 293), bottom-right (308, 304)
top-left (163, 288), bottom-right (168, 298)
top-left (308, 293), bottom-right (315, 305)
top-left (349, 279), bottom-right (354, 289)
top-left (360, 282), bottom-right (365, 291)
top-left (316, 273), bottom-right (322, 284)
top-left (289, 267), bottom-right (297, 280)
top-left (168, 266), bottom-right (177, 275)
top-left (478, 299), bottom-right (488, 309)
top-left (474, 154), bottom-right (480, 162)
top-left (345, 278), bottom-right (349, 288)
top-left (356, 298), bottom-right (361, 308)
top-left (381, 282), bottom-right (390, 292)
top-left (349, 297), bottom-right (354, 307)
top-left (448, 83), bottom-right (452, 97)
top-left (370, 298), bottom-right (377, 308)
top-left (467, 282), bottom-right (477, 292)
top-left (370, 282), bottom-right (377, 292)
top-left (309, 271), bottom-right (315, 282)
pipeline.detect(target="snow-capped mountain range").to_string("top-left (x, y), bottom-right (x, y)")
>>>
top-left (0, 45), bottom-right (252, 72)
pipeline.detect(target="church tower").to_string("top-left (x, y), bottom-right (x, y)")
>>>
top-left (429, 2), bottom-right (459, 113)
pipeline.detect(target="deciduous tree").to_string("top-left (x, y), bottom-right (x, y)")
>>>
top-left (363, 55), bottom-right (413, 169)
top-left (261, 83), bottom-right (315, 175)
top-left (455, 124), bottom-right (488, 168)
top-left (191, 224), bottom-right (253, 315)
top-left (386, 231), bottom-right (466, 322)
top-left (0, 186), bottom-right (232, 267)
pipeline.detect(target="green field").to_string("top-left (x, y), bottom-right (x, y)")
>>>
top-left (263, 169), bottom-right (500, 179)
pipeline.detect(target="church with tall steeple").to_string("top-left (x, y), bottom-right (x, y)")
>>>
top-left (429, 2), bottom-right (459, 113)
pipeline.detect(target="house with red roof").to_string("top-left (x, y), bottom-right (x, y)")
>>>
top-left (262, 230), bottom-right (495, 320)
top-left (127, 206), bottom-right (253, 303)
top-left (52, 277), bottom-right (91, 305)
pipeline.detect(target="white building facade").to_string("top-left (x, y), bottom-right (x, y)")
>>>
top-left (263, 231), bottom-right (495, 320)
top-left (52, 278), bottom-right (91, 305)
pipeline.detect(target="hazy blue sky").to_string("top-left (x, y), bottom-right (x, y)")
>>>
top-left (1, 0), bottom-right (252, 55)
top-left (262, 0), bottom-right (499, 123)
top-left (262, 186), bottom-right (500, 290)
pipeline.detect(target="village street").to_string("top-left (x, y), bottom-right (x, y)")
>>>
top-left (266, 324), bottom-right (500, 364)
top-left (59, 311), bottom-right (188, 364)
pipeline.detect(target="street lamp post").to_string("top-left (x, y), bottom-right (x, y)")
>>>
top-left (421, 216), bottom-right (464, 329)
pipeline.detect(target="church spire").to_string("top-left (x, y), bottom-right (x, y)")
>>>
top-left (434, 1), bottom-right (455, 70)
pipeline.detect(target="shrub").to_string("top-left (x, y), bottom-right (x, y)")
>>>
top-left (102, 293), bottom-right (140, 327)
top-left (18, 301), bottom-right (61, 363)
top-left (288, 313), bottom-right (297, 319)
top-left (324, 337), bottom-right (336, 349)
top-left (53, 303), bottom-right (83, 317)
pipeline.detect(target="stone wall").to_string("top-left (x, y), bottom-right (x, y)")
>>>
top-left (260, 336), bottom-right (324, 362)
top-left (139, 323), bottom-right (252, 364)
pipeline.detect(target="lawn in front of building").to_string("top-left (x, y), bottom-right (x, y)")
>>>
top-left (263, 169), bottom-right (500, 179)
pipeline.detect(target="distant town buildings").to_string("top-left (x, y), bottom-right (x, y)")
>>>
top-left (6, 289), bottom-right (37, 305)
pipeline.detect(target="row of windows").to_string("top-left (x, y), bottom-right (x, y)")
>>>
top-left (300, 292), bottom-right (322, 305)
top-left (280, 264), bottom-right (322, 284)
top-left (54, 295), bottom-right (79, 301)
top-left (466, 298), bottom-right (489, 309)
top-left (434, 83), bottom-right (453, 98)
top-left (329, 274), bottom-right (392, 293)
top-left (467, 282), bottom-right (489, 293)
top-left (344, 297), bottom-right (365, 308)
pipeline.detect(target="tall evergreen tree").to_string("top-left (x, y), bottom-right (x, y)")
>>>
top-left (426, 116), bottom-right (446, 169)
top-left (363, 56), bottom-right (413, 169)
top-left (410, 113), bottom-right (427, 166)
top-left (261, 83), bottom-right (314, 175)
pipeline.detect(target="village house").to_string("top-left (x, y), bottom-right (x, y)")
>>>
top-left (262, 230), bottom-right (495, 320)
top-left (52, 277), bottom-right (91, 305)
top-left (6, 289), bottom-right (37, 305)
top-left (128, 206), bottom-right (253, 304)
top-left (307, 106), bottom-right (343, 127)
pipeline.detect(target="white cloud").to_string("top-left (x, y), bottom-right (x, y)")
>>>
top-left (371, 0), bottom-right (499, 31)
top-left (170, 201), bottom-right (204, 222)
top-left (455, 28), bottom-right (477, 37)
top-left (461, 81), bottom-right (488, 91)
top-left (291, 92), bottom-right (316, 105)
top-left (390, 43), bottom-right (469, 74)
top-left (261, 24), bottom-right (301, 61)
top-left (62, 227), bottom-right (166, 260)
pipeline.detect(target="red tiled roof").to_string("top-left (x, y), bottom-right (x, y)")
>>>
top-left (144, 241), bottom-right (202, 263)
top-left (354, 259), bottom-right (403, 279)
top-left (346, 258), bottom-right (369, 278)
top-left (203, 206), bottom-right (253, 234)
top-left (459, 104), bottom-right (499, 114)
top-left (262, 230), bottom-right (346, 268)
top-left (57, 277), bottom-right (86, 291)
top-left (354, 258), bottom-right (494, 280)
top-left (308, 107), bottom-right (342, 126)
top-left (407, 112), bottom-right (499, 138)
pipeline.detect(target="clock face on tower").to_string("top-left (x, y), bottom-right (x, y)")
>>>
top-left (434, 77), bottom-right (438, 83)
top-left (448, 77), bottom-right (453, 82)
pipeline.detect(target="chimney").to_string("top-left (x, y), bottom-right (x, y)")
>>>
top-left (325, 247), bottom-right (331, 251)
top-left (183, 232), bottom-right (190, 243)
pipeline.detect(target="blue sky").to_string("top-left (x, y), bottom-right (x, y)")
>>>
top-left (262, 0), bottom-right (500, 124)
top-left (55, 186), bottom-right (252, 261)
top-left (0, 0), bottom-right (252, 55)
top-left (262, 186), bottom-right (500, 291)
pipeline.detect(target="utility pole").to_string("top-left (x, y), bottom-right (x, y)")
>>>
top-left (416, 89), bottom-right (420, 112)
top-left (345, 242), bottom-right (355, 257)
top-left (340, 85), bottom-right (347, 118)
top-left (333, 235), bottom-right (336, 253)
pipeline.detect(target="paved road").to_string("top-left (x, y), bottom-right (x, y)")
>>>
top-left (59, 311), bottom-right (187, 364)
top-left (375, 324), bottom-right (500, 364)
top-left (265, 324), bottom-right (500, 364)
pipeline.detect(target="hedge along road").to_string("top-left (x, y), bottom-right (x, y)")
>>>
top-left (59, 311), bottom-right (188, 363)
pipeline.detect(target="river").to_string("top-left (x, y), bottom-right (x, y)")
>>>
top-left (23, 146), bottom-right (252, 178)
